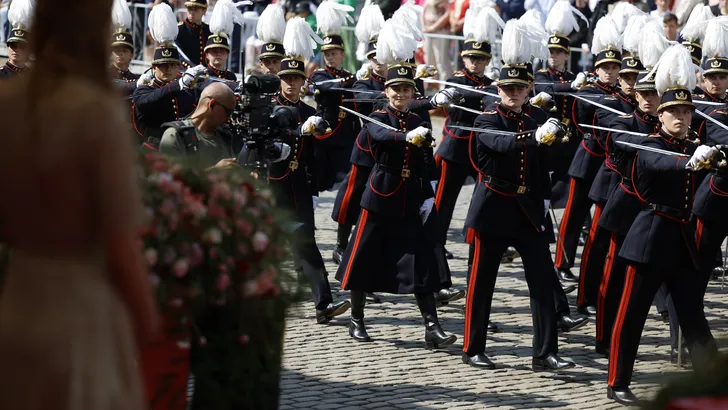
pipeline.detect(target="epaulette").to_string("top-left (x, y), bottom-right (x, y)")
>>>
top-left (178, 21), bottom-right (184, 26)
top-left (315, 68), bottom-right (326, 72)
top-left (715, 109), bottom-right (728, 115)
top-left (374, 109), bottom-right (386, 113)
top-left (537, 68), bottom-right (548, 73)
top-left (603, 96), bottom-right (618, 101)
top-left (694, 93), bottom-right (706, 99)
top-left (360, 71), bottom-right (370, 80)
top-left (618, 114), bottom-right (633, 119)
top-left (483, 110), bottom-right (497, 115)
top-left (453, 72), bottom-right (465, 77)
top-left (647, 134), bottom-right (661, 138)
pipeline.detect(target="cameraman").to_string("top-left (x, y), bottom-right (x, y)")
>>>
top-left (158, 83), bottom-right (243, 169)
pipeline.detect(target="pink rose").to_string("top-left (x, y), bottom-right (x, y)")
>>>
top-left (252, 231), bottom-right (269, 253)
top-left (189, 243), bottom-right (204, 266)
top-left (198, 337), bottom-right (207, 346)
top-left (173, 259), bottom-right (189, 278)
top-left (162, 247), bottom-right (176, 265)
top-left (236, 218), bottom-right (254, 236)
top-left (239, 334), bottom-right (250, 344)
top-left (216, 273), bottom-right (231, 291)
top-left (144, 249), bottom-right (158, 266)
top-left (204, 228), bottom-right (223, 244)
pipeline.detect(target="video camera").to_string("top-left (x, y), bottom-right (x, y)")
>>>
top-left (231, 74), bottom-right (299, 170)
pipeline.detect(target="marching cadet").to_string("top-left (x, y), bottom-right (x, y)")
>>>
top-left (462, 19), bottom-right (575, 371)
top-left (269, 17), bottom-right (352, 324)
top-left (607, 45), bottom-right (718, 406)
top-left (434, 6), bottom-right (503, 259)
top-left (110, 0), bottom-right (138, 96)
top-left (692, 18), bottom-right (728, 144)
top-left (0, 0), bottom-right (33, 79)
top-left (176, 0), bottom-right (210, 68)
top-left (133, 3), bottom-right (199, 148)
top-left (680, 4), bottom-right (715, 68)
top-left (256, 4), bottom-right (286, 75)
top-left (310, 0), bottom-right (360, 192)
top-left (576, 43), bottom-right (642, 316)
top-left (554, 16), bottom-right (621, 285)
top-left (334, 15), bottom-right (457, 348)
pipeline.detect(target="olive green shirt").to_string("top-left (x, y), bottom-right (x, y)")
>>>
top-left (159, 120), bottom-right (236, 169)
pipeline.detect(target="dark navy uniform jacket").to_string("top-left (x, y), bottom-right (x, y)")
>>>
top-left (360, 107), bottom-right (434, 217)
top-left (619, 131), bottom-right (700, 269)
top-left (534, 67), bottom-right (576, 122)
top-left (692, 92), bottom-right (728, 143)
top-left (310, 66), bottom-right (362, 148)
top-left (176, 19), bottom-right (211, 67)
top-left (132, 77), bottom-right (196, 143)
top-left (113, 67), bottom-right (140, 97)
top-left (693, 109), bottom-right (728, 229)
top-left (597, 110), bottom-right (659, 235)
top-left (438, 69), bottom-right (493, 165)
top-left (0, 62), bottom-right (25, 79)
top-left (568, 80), bottom-right (618, 180)
top-left (352, 71), bottom-right (386, 115)
top-left (267, 94), bottom-right (319, 224)
top-left (465, 102), bottom-right (552, 237)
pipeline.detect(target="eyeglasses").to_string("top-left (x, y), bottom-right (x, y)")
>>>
top-left (203, 97), bottom-right (234, 117)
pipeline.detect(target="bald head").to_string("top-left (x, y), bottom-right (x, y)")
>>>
top-left (200, 82), bottom-right (236, 109)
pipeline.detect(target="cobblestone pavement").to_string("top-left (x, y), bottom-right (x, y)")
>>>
top-left (279, 120), bottom-right (728, 409)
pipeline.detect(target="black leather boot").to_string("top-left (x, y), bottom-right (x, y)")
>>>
top-left (332, 224), bottom-right (352, 265)
top-left (416, 292), bottom-right (457, 349)
top-left (349, 291), bottom-right (371, 342)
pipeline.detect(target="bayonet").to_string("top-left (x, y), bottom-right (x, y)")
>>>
top-left (423, 79), bottom-right (500, 98)
top-left (449, 125), bottom-right (535, 136)
top-left (449, 104), bottom-right (482, 115)
top-left (339, 106), bottom-right (400, 131)
top-left (578, 124), bottom-right (649, 137)
top-left (615, 141), bottom-right (689, 157)
top-left (565, 93), bottom-right (628, 116)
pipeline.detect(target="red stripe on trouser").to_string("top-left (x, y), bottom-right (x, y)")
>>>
top-left (337, 165), bottom-right (358, 225)
top-left (577, 203), bottom-right (604, 305)
top-left (463, 231), bottom-right (482, 352)
top-left (696, 218), bottom-right (704, 250)
top-left (141, 312), bottom-right (190, 410)
top-left (555, 178), bottom-right (577, 268)
top-left (596, 232), bottom-right (618, 343)
top-left (435, 159), bottom-right (448, 211)
top-left (608, 264), bottom-right (636, 386)
top-left (341, 210), bottom-right (369, 289)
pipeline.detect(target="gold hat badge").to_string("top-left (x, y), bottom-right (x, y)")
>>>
top-left (550, 36), bottom-right (560, 44)
top-left (472, 42), bottom-right (482, 49)
top-left (711, 59), bottom-right (722, 68)
top-left (161, 49), bottom-right (173, 57)
top-left (508, 69), bottom-right (520, 78)
top-left (675, 91), bottom-right (688, 101)
top-left (289, 60), bottom-right (299, 68)
top-left (605, 50), bottom-right (616, 58)
top-left (265, 43), bottom-right (276, 51)
top-left (397, 67), bottom-right (409, 75)
top-left (13, 30), bottom-right (24, 37)
top-left (116, 34), bottom-right (126, 41)
top-left (324, 37), bottom-right (333, 44)
top-left (627, 59), bottom-right (638, 67)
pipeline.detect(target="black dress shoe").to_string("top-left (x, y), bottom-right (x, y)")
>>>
top-left (660, 311), bottom-right (670, 322)
top-left (532, 354), bottom-right (575, 371)
top-left (315, 300), bottom-right (351, 324)
top-left (711, 266), bottom-right (725, 280)
top-left (366, 293), bottom-right (382, 304)
top-left (577, 305), bottom-right (597, 316)
top-left (349, 318), bottom-right (372, 342)
top-left (424, 322), bottom-right (457, 349)
top-left (607, 386), bottom-right (641, 406)
top-left (557, 314), bottom-right (589, 332)
top-left (444, 248), bottom-right (454, 259)
top-left (462, 353), bottom-right (496, 369)
top-left (505, 246), bottom-right (520, 261)
top-left (435, 288), bottom-right (465, 304)
top-left (556, 268), bottom-right (578, 283)
top-left (332, 247), bottom-right (344, 265)
top-left (487, 321), bottom-right (500, 333)
top-left (670, 347), bottom-right (691, 365)
top-left (562, 284), bottom-right (577, 294)
top-left (595, 341), bottom-right (610, 357)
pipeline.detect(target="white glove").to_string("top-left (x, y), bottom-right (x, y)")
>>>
top-left (535, 118), bottom-right (561, 145)
top-left (529, 91), bottom-right (553, 108)
top-left (137, 71), bottom-right (154, 87)
top-left (356, 62), bottom-right (370, 80)
top-left (416, 64), bottom-right (438, 79)
top-left (270, 142), bottom-right (291, 163)
top-left (312, 196), bottom-right (319, 210)
top-left (179, 65), bottom-right (207, 90)
top-left (544, 199), bottom-right (551, 217)
top-left (430, 180), bottom-right (437, 192)
top-left (406, 126), bottom-right (431, 147)
top-left (686, 145), bottom-right (719, 170)
top-left (420, 197), bottom-right (435, 224)
top-left (430, 88), bottom-right (458, 107)
top-left (302, 116), bottom-right (326, 135)
top-left (571, 72), bottom-right (587, 90)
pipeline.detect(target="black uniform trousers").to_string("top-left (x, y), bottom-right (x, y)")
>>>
top-left (434, 157), bottom-right (475, 245)
top-left (576, 202), bottom-right (608, 308)
top-left (292, 221), bottom-right (333, 311)
top-left (608, 257), bottom-right (716, 388)
top-left (555, 177), bottom-right (595, 270)
top-left (463, 230), bottom-right (558, 358)
top-left (697, 218), bottom-right (727, 292)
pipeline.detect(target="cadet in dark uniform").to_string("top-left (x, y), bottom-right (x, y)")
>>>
top-left (176, 0), bottom-right (210, 68)
top-left (133, 4), bottom-right (199, 148)
top-left (607, 45), bottom-right (718, 406)
top-left (462, 21), bottom-right (575, 371)
top-left (691, 56), bottom-right (728, 143)
top-left (334, 63), bottom-right (457, 349)
top-left (268, 40), bottom-right (351, 323)
top-left (0, 8), bottom-right (31, 79)
top-left (203, 33), bottom-right (238, 81)
top-left (576, 55), bottom-right (640, 316)
top-left (554, 18), bottom-right (621, 283)
top-left (593, 70), bottom-right (660, 356)
top-left (434, 39), bottom-right (494, 258)
top-left (256, 4), bottom-right (286, 75)
top-left (110, 26), bottom-right (139, 97)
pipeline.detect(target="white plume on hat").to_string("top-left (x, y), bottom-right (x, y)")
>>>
top-left (112, 0), bottom-right (132, 31)
top-left (316, 0), bottom-right (354, 36)
top-left (702, 16), bottom-right (728, 59)
top-left (464, 0), bottom-right (497, 41)
top-left (210, 0), bottom-right (245, 39)
top-left (591, 15), bottom-right (622, 54)
top-left (610, 1), bottom-right (644, 34)
top-left (519, 9), bottom-right (548, 61)
top-left (501, 18), bottom-right (531, 66)
top-left (392, 0), bottom-right (424, 41)
top-left (651, 44), bottom-right (696, 94)
top-left (257, 4), bottom-right (286, 44)
top-left (375, 11), bottom-right (419, 65)
top-left (8, 0), bottom-right (35, 30)
top-left (545, 0), bottom-right (588, 37)
top-left (681, 4), bottom-right (715, 43)
top-left (355, 3), bottom-right (385, 43)
top-left (148, 3), bottom-right (179, 45)
top-left (463, 3), bottom-right (504, 45)
top-left (622, 15), bottom-right (652, 56)
top-left (284, 16), bottom-right (323, 61)
top-left (638, 19), bottom-right (672, 69)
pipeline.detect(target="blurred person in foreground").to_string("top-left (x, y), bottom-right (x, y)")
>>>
top-left (0, 0), bottom-right (159, 408)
